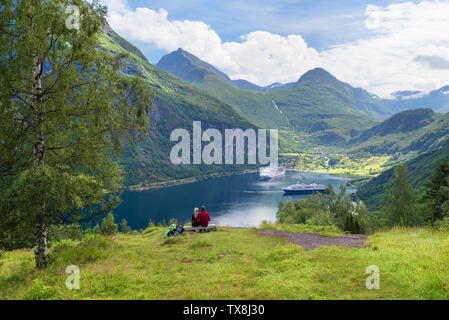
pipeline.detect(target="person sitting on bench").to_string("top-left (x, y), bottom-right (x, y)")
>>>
top-left (198, 206), bottom-right (210, 227)
top-left (191, 207), bottom-right (200, 227)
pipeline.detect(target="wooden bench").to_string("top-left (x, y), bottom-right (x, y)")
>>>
top-left (183, 224), bottom-right (217, 232)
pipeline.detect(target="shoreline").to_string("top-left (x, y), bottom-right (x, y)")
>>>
top-left (127, 169), bottom-right (259, 191)
top-left (127, 167), bottom-right (360, 192)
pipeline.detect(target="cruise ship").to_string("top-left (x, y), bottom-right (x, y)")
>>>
top-left (283, 181), bottom-right (326, 195)
top-left (259, 165), bottom-right (286, 181)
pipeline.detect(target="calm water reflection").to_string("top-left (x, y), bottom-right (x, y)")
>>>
top-left (114, 171), bottom-right (352, 229)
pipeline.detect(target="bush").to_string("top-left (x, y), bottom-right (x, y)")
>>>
top-left (306, 210), bottom-right (334, 226)
top-left (276, 185), bottom-right (372, 234)
top-left (168, 218), bottom-right (178, 226)
top-left (439, 216), bottom-right (449, 233)
top-left (93, 223), bottom-right (101, 234)
top-left (120, 219), bottom-right (131, 233)
top-left (50, 239), bottom-right (78, 251)
top-left (22, 280), bottom-right (60, 300)
top-left (142, 226), bottom-right (159, 235)
top-left (100, 212), bottom-right (118, 235)
top-left (147, 219), bottom-right (155, 228)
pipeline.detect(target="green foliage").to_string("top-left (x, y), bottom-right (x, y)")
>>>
top-left (344, 213), bottom-right (361, 234)
top-left (0, 0), bottom-right (151, 266)
top-left (357, 140), bottom-right (449, 210)
top-left (350, 109), bottom-right (449, 157)
top-left (93, 224), bottom-right (101, 235)
top-left (147, 219), bottom-right (156, 228)
top-left (277, 185), bottom-right (370, 234)
top-left (423, 160), bottom-right (449, 222)
top-left (168, 218), bottom-right (178, 226)
top-left (100, 213), bottom-right (118, 235)
top-left (48, 224), bottom-right (83, 243)
top-left (22, 279), bottom-right (61, 300)
top-left (50, 239), bottom-right (78, 252)
top-left (382, 164), bottom-right (420, 226)
top-left (120, 219), bottom-right (132, 233)
top-left (142, 226), bottom-right (159, 235)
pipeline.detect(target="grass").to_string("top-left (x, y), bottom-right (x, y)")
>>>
top-left (0, 227), bottom-right (448, 300)
top-left (281, 153), bottom-right (392, 177)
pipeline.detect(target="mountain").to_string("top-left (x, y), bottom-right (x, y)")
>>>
top-left (156, 49), bottom-right (291, 129)
top-left (349, 108), bottom-right (449, 158)
top-left (356, 140), bottom-right (449, 210)
top-left (156, 49), bottom-right (392, 146)
top-left (100, 27), bottom-right (257, 186)
top-left (382, 86), bottom-right (449, 113)
top-left (155, 48), bottom-right (234, 86)
top-left (266, 68), bottom-right (392, 145)
top-left (232, 80), bottom-right (296, 92)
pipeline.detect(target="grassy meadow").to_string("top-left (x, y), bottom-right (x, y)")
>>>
top-left (1, 227), bottom-right (448, 300)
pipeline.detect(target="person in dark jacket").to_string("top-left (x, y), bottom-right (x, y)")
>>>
top-left (191, 207), bottom-right (200, 227)
top-left (198, 206), bottom-right (211, 227)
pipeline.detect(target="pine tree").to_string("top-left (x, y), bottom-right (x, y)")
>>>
top-left (0, 0), bottom-right (151, 267)
top-left (423, 160), bottom-right (449, 222)
top-left (382, 163), bottom-right (417, 226)
top-left (120, 218), bottom-right (131, 233)
top-left (100, 212), bottom-right (118, 235)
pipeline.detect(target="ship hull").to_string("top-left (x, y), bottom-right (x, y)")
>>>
top-left (283, 189), bottom-right (326, 195)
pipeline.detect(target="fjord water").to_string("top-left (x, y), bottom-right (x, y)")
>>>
top-left (114, 171), bottom-right (352, 229)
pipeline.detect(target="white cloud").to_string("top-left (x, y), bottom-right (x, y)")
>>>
top-left (103, 0), bottom-right (449, 97)
top-left (322, 0), bottom-right (449, 97)
top-left (103, 0), bottom-right (321, 86)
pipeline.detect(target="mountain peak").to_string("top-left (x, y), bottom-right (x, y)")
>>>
top-left (156, 48), bottom-right (232, 84)
top-left (297, 67), bottom-right (338, 84)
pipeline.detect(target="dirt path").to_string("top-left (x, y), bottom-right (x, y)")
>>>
top-left (257, 230), bottom-right (367, 250)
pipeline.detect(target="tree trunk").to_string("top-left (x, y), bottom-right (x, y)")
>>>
top-left (31, 24), bottom-right (47, 267)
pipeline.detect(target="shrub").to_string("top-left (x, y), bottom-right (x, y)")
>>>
top-left (50, 239), bottom-right (78, 251)
top-left (120, 219), bottom-right (131, 233)
top-left (93, 223), bottom-right (101, 234)
top-left (100, 212), bottom-right (118, 235)
top-left (22, 280), bottom-right (60, 300)
top-left (168, 218), bottom-right (178, 226)
top-left (142, 226), bottom-right (159, 235)
top-left (147, 219), bottom-right (155, 228)
top-left (439, 216), bottom-right (449, 233)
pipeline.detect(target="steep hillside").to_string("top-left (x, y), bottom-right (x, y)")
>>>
top-left (156, 49), bottom-right (291, 129)
top-left (267, 68), bottom-right (391, 145)
top-left (356, 140), bottom-right (449, 210)
top-left (100, 27), bottom-right (257, 186)
top-left (350, 109), bottom-right (449, 158)
top-left (156, 48), bottom-right (234, 86)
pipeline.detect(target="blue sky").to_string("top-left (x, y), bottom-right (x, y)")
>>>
top-left (125, 0), bottom-right (400, 63)
top-left (104, 0), bottom-right (449, 96)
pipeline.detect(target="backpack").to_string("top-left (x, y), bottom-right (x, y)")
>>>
top-left (164, 224), bottom-right (184, 237)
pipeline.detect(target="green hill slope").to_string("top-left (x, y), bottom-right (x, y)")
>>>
top-left (350, 108), bottom-right (449, 159)
top-left (267, 68), bottom-right (391, 145)
top-left (2, 227), bottom-right (448, 299)
top-left (356, 140), bottom-right (449, 210)
top-left (99, 27), bottom-right (257, 186)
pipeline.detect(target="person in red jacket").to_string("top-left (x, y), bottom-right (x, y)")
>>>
top-left (198, 206), bottom-right (210, 227)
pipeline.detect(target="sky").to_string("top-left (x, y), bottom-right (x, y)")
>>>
top-left (100, 0), bottom-right (449, 97)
